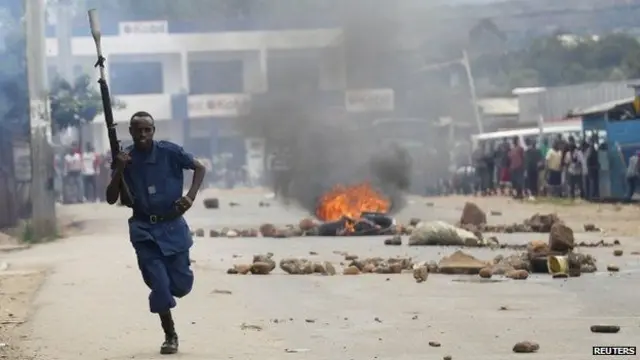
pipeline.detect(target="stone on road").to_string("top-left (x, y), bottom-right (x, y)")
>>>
top-left (3, 191), bottom-right (640, 360)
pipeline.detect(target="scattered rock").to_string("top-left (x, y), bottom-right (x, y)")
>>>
top-left (194, 228), bottom-right (205, 237)
top-left (299, 218), bottom-right (318, 232)
top-left (203, 198), bottom-right (219, 209)
top-left (232, 264), bottom-right (252, 275)
top-left (506, 269), bottom-right (529, 280)
top-left (438, 250), bottom-right (488, 275)
top-left (252, 253), bottom-right (276, 273)
top-left (384, 235), bottom-right (402, 246)
top-left (443, 356), bottom-right (452, 360)
top-left (552, 273), bottom-right (568, 279)
top-left (343, 266), bottom-right (361, 275)
top-left (590, 325), bottom-right (620, 333)
top-left (568, 268), bottom-right (581, 277)
top-left (211, 289), bottom-right (232, 295)
top-left (606, 265), bottom-right (620, 272)
top-left (408, 218), bottom-right (421, 226)
top-left (525, 213), bottom-right (561, 232)
top-left (226, 230), bottom-right (238, 238)
top-left (490, 210), bottom-right (502, 216)
top-left (229, 201), bottom-right (240, 207)
top-left (413, 265), bottom-right (428, 283)
top-left (345, 254), bottom-right (358, 261)
top-left (460, 202), bottom-right (486, 226)
top-left (324, 261), bottom-right (337, 275)
top-left (568, 252), bottom-right (598, 273)
top-left (259, 223), bottom-right (277, 237)
top-left (583, 223), bottom-right (599, 232)
top-left (549, 222), bottom-right (574, 253)
top-left (240, 323), bottom-right (262, 331)
top-left (613, 249), bottom-right (623, 256)
top-left (250, 262), bottom-right (273, 274)
top-left (491, 254), bottom-right (529, 275)
top-left (513, 341), bottom-right (539, 353)
top-left (209, 229), bottom-right (220, 237)
top-left (478, 267), bottom-right (493, 279)
top-left (428, 341), bottom-right (441, 347)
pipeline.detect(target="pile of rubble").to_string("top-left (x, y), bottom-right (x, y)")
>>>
top-left (194, 201), bottom-right (611, 244)
top-left (226, 234), bottom-right (602, 278)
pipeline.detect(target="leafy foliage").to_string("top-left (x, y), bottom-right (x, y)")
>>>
top-left (49, 74), bottom-right (124, 133)
top-left (472, 32), bottom-right (640, 95)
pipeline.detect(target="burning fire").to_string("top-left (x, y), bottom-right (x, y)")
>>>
top-left (315, 182), bottom-right (390, 222)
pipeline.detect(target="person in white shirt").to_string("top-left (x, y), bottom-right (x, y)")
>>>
top-left (64, 145), bottom-right (83, 203)
top-left (82, 142), bottom-right (98, 202)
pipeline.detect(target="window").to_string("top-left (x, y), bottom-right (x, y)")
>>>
top-left (267, 55), bottom-right (319, 92)
top-left (109, 61), bottom-right (163, 95)
top-left (188, 60), bottom-right (244, 94)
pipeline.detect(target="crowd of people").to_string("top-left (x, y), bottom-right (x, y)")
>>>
top-left (450, 133), bottom-right (610, 201)
top-left (55, 142), bottom-right (109, 204)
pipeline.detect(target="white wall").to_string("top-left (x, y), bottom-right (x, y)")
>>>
top-left (45, 29), bottom-right (343, 56)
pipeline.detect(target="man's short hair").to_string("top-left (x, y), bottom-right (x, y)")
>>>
top-left (130, 111), bottom-right (154, 123)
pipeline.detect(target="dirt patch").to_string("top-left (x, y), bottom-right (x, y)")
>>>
top-left (0, 269), bottom-right (47, 359)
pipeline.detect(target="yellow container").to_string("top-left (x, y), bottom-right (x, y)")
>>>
top-left (547, 255), bottom-right (568, 274)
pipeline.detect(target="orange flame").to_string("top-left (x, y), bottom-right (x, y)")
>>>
top-left (315, 182), bottom-right (390, 223)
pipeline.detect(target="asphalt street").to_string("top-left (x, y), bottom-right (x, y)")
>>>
top-left (5, 190), bottom-right (640, 360)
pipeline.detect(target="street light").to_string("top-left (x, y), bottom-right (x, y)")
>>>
top-left (417, 50), bottom-right (484, 134)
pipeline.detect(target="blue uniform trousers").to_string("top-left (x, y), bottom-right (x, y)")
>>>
top-left (135, 240), bottom-right (194, 313)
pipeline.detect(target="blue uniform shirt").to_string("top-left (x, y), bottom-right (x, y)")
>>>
top-left (122, 141), bottom-right (196, 256)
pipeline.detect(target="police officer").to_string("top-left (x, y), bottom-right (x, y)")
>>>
top-left (105, 111), bottom-right (206, 354)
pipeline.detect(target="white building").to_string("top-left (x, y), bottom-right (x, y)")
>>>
top-left (45, 19), bottom-right (348, 162)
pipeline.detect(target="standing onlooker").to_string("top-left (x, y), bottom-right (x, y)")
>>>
top-left (508, 136), bottom-right (525, 199)
top-left (585, 135), bottom-right (600, 200)
top-left (625, 150), bottom-right (640, 201)
top-left (64, 144), bottom-right (83, 203)
top-left (496, 139), bottom-right (511, 195)
top-left (484, 141), bottom-right (496, 195)
top-left (537, 138), bottom-right (550, 196)
top-left (81, 142), bottom-right (98, 202)
top-left (472, 144), bottom-right (488, 195)
top-left (564, 140), bottom-right (585, 199)
top-left (524, 138), bottom-right (542, 198)
top-left (546, 141), bottom-right (563, 197)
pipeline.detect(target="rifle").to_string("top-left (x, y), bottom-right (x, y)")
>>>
top-left (87, 9), bottom-right (119, 169)
top-left (88, 9), bottom-right (133, 205)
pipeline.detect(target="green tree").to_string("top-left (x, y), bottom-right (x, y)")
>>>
top-left (472, 32), bottom-right (640, 94)
top-left (49, 74), bottom-right (125, 135)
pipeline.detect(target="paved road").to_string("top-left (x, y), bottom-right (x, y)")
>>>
top-left (6, 191), bottom-right (640, 360)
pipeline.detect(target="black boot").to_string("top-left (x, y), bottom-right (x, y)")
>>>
top-left (160, 332), bottom-right (179, 355)
top-left (159, 311), bottom-right (179, 354)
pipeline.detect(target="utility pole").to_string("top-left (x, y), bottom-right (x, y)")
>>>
top-left (56, 0), bottom-right (74, 81)
top-left (25, 0), bottom-right (56, 240)
top-left (417, 50), bottom-right (485, 134)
